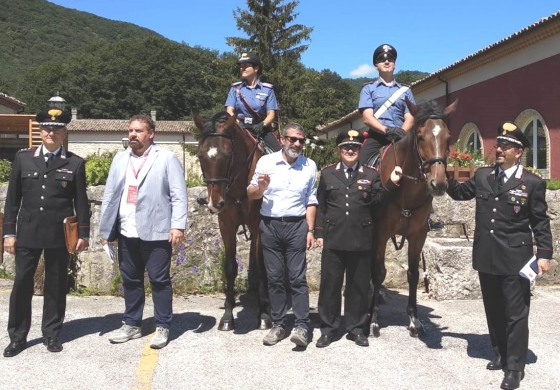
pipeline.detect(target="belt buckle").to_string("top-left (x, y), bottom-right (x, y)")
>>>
top-left (244, 117), bottom-right (253, 125)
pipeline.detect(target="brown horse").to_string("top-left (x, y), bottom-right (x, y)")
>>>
top-left (370, 99), bottom-right (458, 337)
top-left (194, 112), bottom-right (271, 331)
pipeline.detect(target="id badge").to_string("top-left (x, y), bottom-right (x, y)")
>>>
top-left (127, 185), bottom-right (138, 204)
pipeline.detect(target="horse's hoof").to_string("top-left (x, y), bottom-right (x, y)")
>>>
top-left (218, 319), bottom-right (235, 331)
top-left (370, 323), bottom-right (381, 338)
top-left (408, 326), bottom-right (419, 337)
top-left (258, 318), bottom-right (272, 330)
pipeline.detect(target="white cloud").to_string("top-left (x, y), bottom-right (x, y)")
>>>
top-left (349, 64), bottom-right (376, 78)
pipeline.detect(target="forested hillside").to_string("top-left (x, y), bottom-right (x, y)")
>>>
top-left (0, 0), bottom-right (160, 97)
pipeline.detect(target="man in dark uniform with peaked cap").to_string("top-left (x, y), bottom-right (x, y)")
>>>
top-left (446, 122), bottom-right (553, 390)
top-left (314, 130), bottom-right (402, 348)
top-left (2, 95), bottom-right (90, 357)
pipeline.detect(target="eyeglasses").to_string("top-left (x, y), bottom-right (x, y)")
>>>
top-left (284, 136), bottom-right (306, 144)
top-left (494, 142), bottom-right (517, 151)
top-left (239, 63), bottom-right (254, 69)
top-left (340, 145), bottom-right (360, 152)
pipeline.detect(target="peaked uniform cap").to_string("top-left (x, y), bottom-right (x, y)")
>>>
top-left (496, 122), bottom-right (530, 148)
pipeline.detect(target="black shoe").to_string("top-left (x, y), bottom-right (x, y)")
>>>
top-left (3, 340), bottom-right (27, 357)
top-left (347, 333), bottom-right (369, 347)
top-left (486, 355), bottom-right (503, 370)
top-left (316, 333), bottom-right (333, 348)
top-left (44, 337), bottom-right (63, 353)
top-left (501, 370), bottom-right (524, 390)
top-left (428, 218), bottom-right (445, 231)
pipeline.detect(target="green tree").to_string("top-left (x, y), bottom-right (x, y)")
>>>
top-left (226, 0), bottom-right (313, 72)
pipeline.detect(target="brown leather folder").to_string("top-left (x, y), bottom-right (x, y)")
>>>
top-left (63, 216), bottom-right (79, 254)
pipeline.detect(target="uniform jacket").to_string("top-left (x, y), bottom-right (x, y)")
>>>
top-left (3, 147), bottom-right (90, 248)
top-left (98, 145), bottom-right (188, 242)
top-left (225, 80), bottom-right (279, 122)
top-left (446, 166), bottom-right (553, 275)
top-left (315, 162), bottom-right (395, 251)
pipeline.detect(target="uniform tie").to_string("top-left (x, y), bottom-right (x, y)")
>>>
top-left (497, 170), bottom-right (506, 189)
top-left (45, 152), bottom-right (53, 166)
top-left (346, 167), bottom-right (354, 180)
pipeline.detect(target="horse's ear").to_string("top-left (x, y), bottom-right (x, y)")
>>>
top-left (193, 114), bottom-right (205, 132)
top-left (405, 97), bottom-right (417, 116)
top-left (443, 99), bottom-right (459, 116)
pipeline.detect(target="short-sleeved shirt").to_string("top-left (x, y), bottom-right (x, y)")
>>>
top-left (358, 78), bottom-right (415, 128)
top-left (248, 151), bottom-right (318, 217)
top-left (225, 80), bottom-right (278, 122)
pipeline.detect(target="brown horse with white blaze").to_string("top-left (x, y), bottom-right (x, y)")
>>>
top-left (194, 112), bottom-right (271, 331)
top-left (370, 99), bottom-right (458, 337)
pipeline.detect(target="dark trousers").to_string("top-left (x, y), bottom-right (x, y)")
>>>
top-left (318, 248), bottom-right (371, 336)
top-left (479, 272), bottom-right (531, 371)
top-left (8, 246), bottom-right (69, 341)
top-left (118, 236), bottom-right (173, 328)
top-left (260, 218), bottom-right (309, 330)
top-left (358, 137), bottom-right (386, 167)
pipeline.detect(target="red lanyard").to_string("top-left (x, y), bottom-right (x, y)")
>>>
top-left (129, 155), bottom-right (148, 179)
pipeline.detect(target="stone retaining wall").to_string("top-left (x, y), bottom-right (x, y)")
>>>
top-left (1, 184), bottom-right (558, 300)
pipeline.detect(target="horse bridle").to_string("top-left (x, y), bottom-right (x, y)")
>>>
top-left (393, 114), bottom-right (448, 182)
top-left (199, 131), bottom-right (259, 196)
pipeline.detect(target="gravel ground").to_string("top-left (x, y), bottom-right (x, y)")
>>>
top-left (0, 278), bottom-right (559, 390)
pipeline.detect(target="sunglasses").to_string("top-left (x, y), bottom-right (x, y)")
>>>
top-left (494, 142), bottom-right (517, 151)
top-left (239, 63), bottom-right (254, 69)
top-left (284, 136), bottom-right (306, 144)
top-left (340, 145), bottom-right (361, 152)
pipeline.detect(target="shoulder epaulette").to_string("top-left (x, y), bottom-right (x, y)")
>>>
top-left (362, 80), bottom-right (375, 86)
top-left (231, 81), bottom-right (242, 87)
top-left (261, 82), bottom-right (274, 89)
top-left (18, 147), bottom-right (35, 153)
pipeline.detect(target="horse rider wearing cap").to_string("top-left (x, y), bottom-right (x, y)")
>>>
top-left (225, 52), bottom-right (281, 153)
top-left (314, 129), bottom-right (402, 348)
top-left (446, 122), bottom-right (553, 390)
top-left (358, 44), bottom-right (415, 167)
top-left (3, 95), bottom-right (90, 357)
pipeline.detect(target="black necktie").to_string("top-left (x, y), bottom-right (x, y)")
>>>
top-left (346, 167), bottom-right (353, 180)
top-left (497, 170), bottom-right (505, 189)
top-left (45, 152), bottom-right (53, 166)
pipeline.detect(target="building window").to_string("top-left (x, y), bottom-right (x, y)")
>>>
top-left (515, 109), bottom-right (549, 178)
top-left (456, 122), bottom-right (483, 156)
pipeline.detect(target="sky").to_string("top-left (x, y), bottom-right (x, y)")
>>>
top-left (48, 0), bottom-right (559, 78)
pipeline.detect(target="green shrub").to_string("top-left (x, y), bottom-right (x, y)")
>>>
top-left (85, 151), bottom-right (116, 186)
top-left (546, 179), bottom-right (560, 191)
top-left (0, 159), bottom-right (12, 183)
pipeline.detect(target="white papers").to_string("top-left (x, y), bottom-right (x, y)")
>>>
top-left (103, 243), bottom-right (115, 263)
top-left (519, 255), bottom-right (538, 281)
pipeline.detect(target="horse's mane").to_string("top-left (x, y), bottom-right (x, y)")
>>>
top-left (413, 100), bottom-right (447, 127)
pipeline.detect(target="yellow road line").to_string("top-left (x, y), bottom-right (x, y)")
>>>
top-left (133, 335), bottom-right (160, 390)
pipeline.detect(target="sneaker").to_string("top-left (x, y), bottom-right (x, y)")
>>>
top-left (263, 326), bottom-right (286, 346)
top-left (109, 324), bottom-right (141, 344)
top-left (290, 327), bottom-right (308, 347)
top-left (150, 327), bottom-right (169, 349)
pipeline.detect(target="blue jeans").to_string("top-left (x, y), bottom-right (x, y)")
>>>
top-left (118, 236), bottom-right (173, 328)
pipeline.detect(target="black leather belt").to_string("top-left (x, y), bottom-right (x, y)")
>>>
top-left (261, 215), bottom-right (305, 222)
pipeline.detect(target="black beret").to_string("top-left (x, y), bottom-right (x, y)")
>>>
top-left (35, 95), bottom-right (71, 130)
top-left (496, 122), bottom-right (530, 148)
top-left (373, 44), bottom-right (397, 64)
top-left (336, 129), bottom-right (364, 147)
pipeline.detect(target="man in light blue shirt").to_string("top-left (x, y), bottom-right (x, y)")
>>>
top-left (248, 123), bottom-right (317, 348)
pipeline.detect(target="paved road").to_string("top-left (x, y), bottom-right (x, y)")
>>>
top-left (1, 278), bottom-right (559, 390)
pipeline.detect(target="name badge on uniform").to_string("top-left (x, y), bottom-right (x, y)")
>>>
top-left (127, 185), bottom-right (138, 204)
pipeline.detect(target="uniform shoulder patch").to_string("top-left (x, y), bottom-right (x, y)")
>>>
top-left (261, 82), bottom-right (274, 88)
top-left (231, 81), bottom-right (242, 87)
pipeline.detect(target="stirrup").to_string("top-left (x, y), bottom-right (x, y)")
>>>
top-left (428, 217), bottom-right (445, 231)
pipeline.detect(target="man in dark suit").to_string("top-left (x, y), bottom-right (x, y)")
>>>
top-left (2, 95), bottom-right (90, 357)
top-left (314, 130), bottom-right (402, 348)
top-left (447, 122), bottom-right (553, 390)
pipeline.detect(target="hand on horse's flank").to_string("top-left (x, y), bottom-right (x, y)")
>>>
top-left (391, 166), bottom-right (403, 184)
